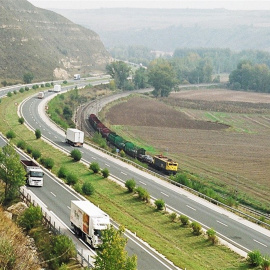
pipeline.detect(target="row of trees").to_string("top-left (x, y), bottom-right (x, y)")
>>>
top-left (229, 60), bottom-right (270, 93)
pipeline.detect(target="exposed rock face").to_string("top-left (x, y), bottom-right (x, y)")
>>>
top-left (0, 0), bottom-right (111, 81)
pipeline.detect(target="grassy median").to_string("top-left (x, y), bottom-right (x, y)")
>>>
top-left (0, 89), bottom-right (253, 270)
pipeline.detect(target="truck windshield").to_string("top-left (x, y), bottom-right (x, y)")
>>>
top-left (30, 171), bottom-right (43, 177)
top-left (94, 229), bottom-right (102, 238)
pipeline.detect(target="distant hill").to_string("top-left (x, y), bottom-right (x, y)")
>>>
top-left (0, 0), bottom-right (111, 82)
top-left (53, 8), bottom-right (270, 52)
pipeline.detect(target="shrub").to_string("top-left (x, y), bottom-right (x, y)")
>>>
top-left (71, 149), bottom-right (82, 161)
top-left (25, 86), bottom-right (29, 91)
top-left (191, 221), bottom-right (202, 235)
top-left (206, 228), bottom-right (218, 244)
top-left (40, 84), bottom-right (44, 88)
top-left (58, 166), bottom-right (68, 179)
top-left (101, 168), bottom-right (109, 178)
top-left (32, 149), bottom-right (41, 160)
top-left (125, 179), bottom-right (136, 192)
top-left (261, 256), bottom-right (270, 270)
top-left (35, 129), bottom-right (41, 139)
top-left (49, 235), bottom-right (76, 269)
top-left (40, 157), bottom-right (54, 169)
top-left (18, 117), bottom-right (24, 124)
top-left (18, 205), bottom-right (43, 231)
top-left (19, 87), bottom-right (24, 93)
top-left (17, 140), bottom-right (26, 150)
top-left (13, 90), bottom-right (17, 95)
top-left (74, 183), bottom-right (82, 194)
top-left (63, 80), bottom-right (68, 84)
top-left (26, 145), bottom-right (33, 154)
top-left (45, 82), bottom-right (51, 87)
top-left (155, 199), bottom-right (165, 211)
top-left (7, 92), bottom-right (12, 97)
top-left (6, 130), bottom-right (16, 139)
top-left (119, 149), bottom-right (125, 157)
top-left (247, 250), bottom-right (263, 266)
top-left (66, 173), bottom-right (78, 185)
top-left (82, 181), bottom-right (95, 196)
top-left (179, 215), bottom-right (189, 226)
top-left (169, 212), bottom-right (177, 222)
top-left (136, 186), bottom-right (150, 202)
top-left (89, 162), bottom-right (100, 173)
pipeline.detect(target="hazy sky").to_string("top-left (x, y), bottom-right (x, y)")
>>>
top-left (28, 0), bottom-right (270, 10)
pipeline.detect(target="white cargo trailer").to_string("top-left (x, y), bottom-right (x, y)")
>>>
top-left (53, 84), bottom-right (61, 92)
top-left (65, 128), bottom-right (84, 147)
top-left (70, 200), bottom-right (110, 248)
top-left (74, 74), bottom-right (80, 80)
top-left (37, 91), bottom-right (44, 99)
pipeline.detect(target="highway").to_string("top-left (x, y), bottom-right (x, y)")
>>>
top-left (19, 84), bottom-right (270, 259)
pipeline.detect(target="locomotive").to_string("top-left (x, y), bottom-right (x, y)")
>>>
top-left (89, 114), bottom-right (178, 175)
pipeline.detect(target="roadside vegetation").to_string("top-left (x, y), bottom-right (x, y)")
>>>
top-left (0, 86), bottom-right (261, 270)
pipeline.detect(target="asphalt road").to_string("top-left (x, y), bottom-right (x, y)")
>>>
top-left (19, 86), bottom-right (270, 258)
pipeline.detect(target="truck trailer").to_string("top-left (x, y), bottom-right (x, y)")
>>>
top-left (65, 128), bottom-right (84, 147)
top-left (37, 91), bottom-right (44, 99)
top-left (53, 84), bottom-right (61, 92)
top-left (70, 200), bottom-right (110, 248)
top-left (74, 74), bottom-right (80, 80)
top-left (20, 160), bottom-right (44, 187)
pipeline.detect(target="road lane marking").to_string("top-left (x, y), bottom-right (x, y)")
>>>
top-left (67, 206), bottom-right (70, 210)
top-left (139, 181), bottom-right (147, 186)
top-left (51, 192), bottom-right (56, 197)
top-left (254, 239), bottom-right (268, 247)
top-left (217, 220), bottom-right (228, 227)
top-left (186, 205), bottom-right (196, 211)
top-left (161, 192), bottom-right (169, 197)
top-left (121, 172), bottom-right (127, 176)
top-left (105, 163), bottom-right (110, 167)
top-left (91, 157), bottom-right (96, 160)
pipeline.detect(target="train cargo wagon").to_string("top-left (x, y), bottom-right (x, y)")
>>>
top-left (108, 132), bottom-right (118, 145)
top-left (153, 155), bottom-right (178, 174)
top-left (115, 135), bottom-right (126, 150)
top-left (124, 141), bottom-right (137, 157)
top-left (100, 127), bottom-right (112, 138)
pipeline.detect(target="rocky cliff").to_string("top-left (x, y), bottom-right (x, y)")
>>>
top-left (0, 0), bottom-right (111, 82)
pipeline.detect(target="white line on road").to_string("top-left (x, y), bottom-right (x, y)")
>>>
top-left (105, 163), bottom-right (110, 167)
top-left (51, 192), bottom-right (56, 197)
top-left (186, 205), bottom-right (196, 211)
top-left (254, 239), bottom-right (268, 247)
top-left (139, 181), bottom-right (147, 186)
top-left (121, 172), bottom-right (127, 176)
top-left (161, 192), bottom-right (169, 197)
top-left (217, 220), bottom-right (228, 227)
top-left (67, 206), bottom-right (70, 210)
top-left (91, 157), bottom-right (96, 160)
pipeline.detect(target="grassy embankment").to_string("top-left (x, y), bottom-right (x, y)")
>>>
top-left (0, 88), bottom-right (253, 270)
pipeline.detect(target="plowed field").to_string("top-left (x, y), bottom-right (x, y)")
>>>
top-left (106, 89), bottom-right (270, 211)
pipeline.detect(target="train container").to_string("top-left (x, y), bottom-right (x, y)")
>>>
top-left (114, 136), bottom-right (126, 150)
top-left (153, 155), bottom-right (178, 174)
top-left (107, 132), bottom-right (118, 145)
top-left (96, 122), bottom-right (107, 132)
top-left (100, 127), bottom-right (112, 138)
top-left (124, 142), bottom-right (146, 158)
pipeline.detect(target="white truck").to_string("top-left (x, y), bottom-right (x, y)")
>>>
top-left (74, 74), bottom-right (80, 80)
top-left (37, 91), bottom-right (44, 99)
top-left (20, 160), bottom-right (44, 187)
top-left (65, 128), bottom-right (84, 147)
top-left (53, 84), bottom-right (61, 92)
top-left (70, 200), bottom-right (110, 248)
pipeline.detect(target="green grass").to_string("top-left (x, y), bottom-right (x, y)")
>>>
top-left (0, 89), bottom-right (255, 270)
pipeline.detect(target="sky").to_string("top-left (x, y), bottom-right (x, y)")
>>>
top-left (27, 0), bottom-right (270, 10)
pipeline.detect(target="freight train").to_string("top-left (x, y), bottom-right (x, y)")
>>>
top-left (89, 114), bottom-right (178, 175)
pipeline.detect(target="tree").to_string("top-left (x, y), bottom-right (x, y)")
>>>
top-left (125, 179), bottom-right (136, 192)
top-left (6, 130), bottom-right (16, 139)
top-left (133, 67), bottom-right (148, 89)
top-left (247, 250), bottom-right (263, 267)
top-left (89, 162), bottom-right (100, 174)
top-left (18, 205), bottom-right (43, 231)
top-left (0, 145), bottom-right (25, 203)
top-left (206, 228), bottom-right (218, 244)
top-left (106, 61), bottom-right (131, 90)
top-left (35, 129), bottom-right (41, 139)
top-left (82, 180), bottom-right (95, 195)
top-left (101, 168), bottom-right (109, 178)
top-left (71, 149), bottom-right (82, 161)
top-left (18, 117), bottom-right (24, 124)
top-left (191, 221), bottom-right (202, 235)
top-left (148, 59), bottom-right (178, 97)
top-left (94, 226), bottom-right (137, 270)
top-left (23, 72), bottom-right (34, 84)
top-left (154, 199), bottom-right (165, 211)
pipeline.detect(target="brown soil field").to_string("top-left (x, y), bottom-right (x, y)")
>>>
top-left (105, 89), bottom-right (270, 211)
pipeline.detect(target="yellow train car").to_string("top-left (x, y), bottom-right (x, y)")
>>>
top-left (153, 155), bottom-right (178, 175)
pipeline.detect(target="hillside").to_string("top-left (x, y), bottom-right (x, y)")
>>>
top-left (53, 8), bottom-right (270, 52)
top-left (0, 0), bottom-right (111, 82)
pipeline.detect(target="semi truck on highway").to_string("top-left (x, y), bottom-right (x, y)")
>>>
top-left (70, 200), bottom-right (110, 248)
top-left (65, 128), bottom-right (84, 147)
top-left (20, 160), bottom-right (44, 187)
top-left (37, 91), bottom-right (44, 99)
top-left (74, 74), bottom-right (80, 80)
top-left (53, 84), bottom-right (61, 92)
